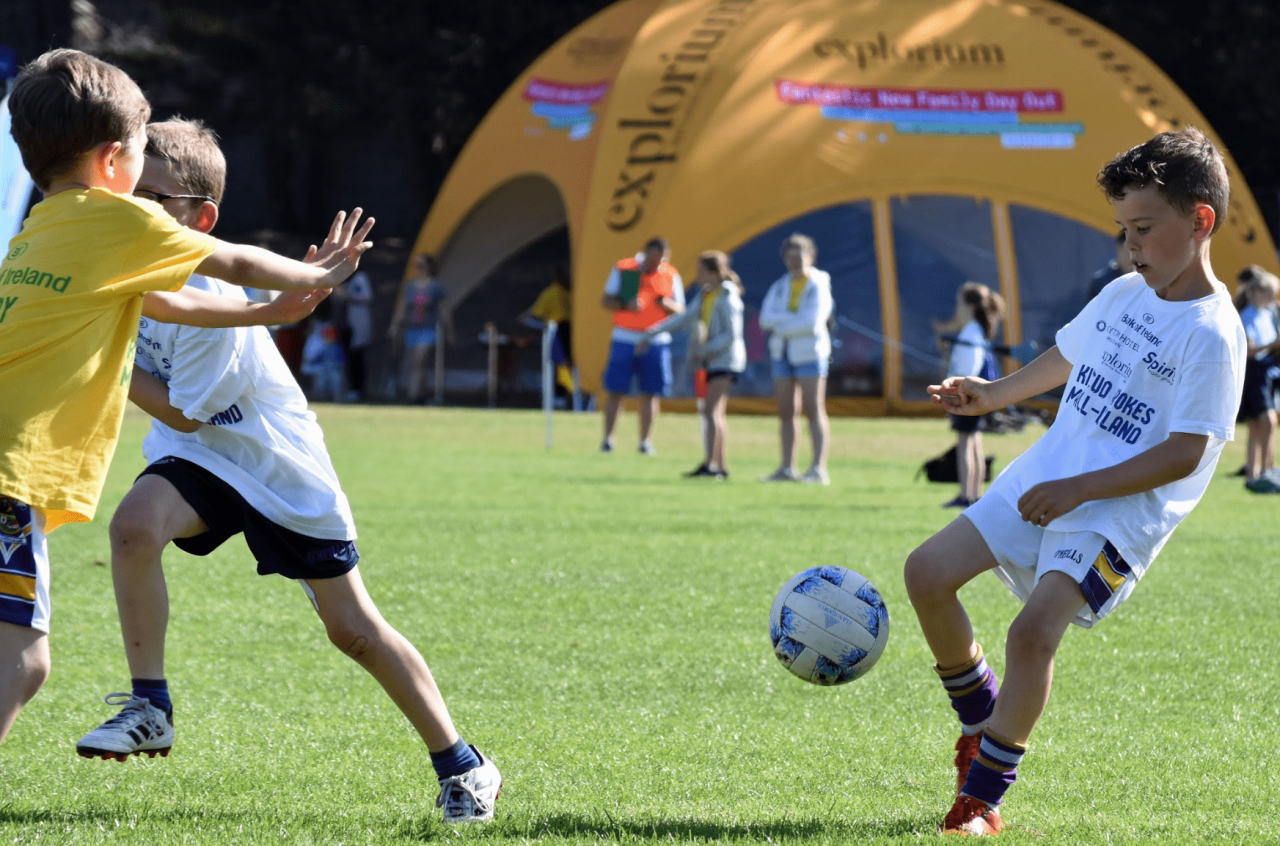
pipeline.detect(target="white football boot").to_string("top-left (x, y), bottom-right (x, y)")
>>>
top-left (436, 747), bottom-right (502, 823)
top-left (76, 693), bottom-right (174, 761)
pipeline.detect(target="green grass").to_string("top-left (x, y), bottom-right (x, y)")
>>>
top-left (2, 406), bottom-right (1276, 844)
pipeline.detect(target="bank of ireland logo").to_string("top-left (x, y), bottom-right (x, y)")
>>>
top-left (0, 501), bottom-right (32, 567)
top-left (1096, 320), bottom-right (1107, 332)
top-left (6, 242), bottom-right (27, 261)
top-left (1143, 313), bottom-right (1154, 324)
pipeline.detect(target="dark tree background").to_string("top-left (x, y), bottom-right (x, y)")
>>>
top-left (3, 0), bottom-right (1279, 241)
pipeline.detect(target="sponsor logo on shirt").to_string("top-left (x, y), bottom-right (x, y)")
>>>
top-left (207, 404), bottom-right (243, 426)
top-left (1120, 313), bottom-right (1162, 347)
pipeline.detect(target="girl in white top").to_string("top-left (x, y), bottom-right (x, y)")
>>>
top-left (935, 283), bottom-right (1006, 507)
top-left (757, 233), bottom-right (834, 484)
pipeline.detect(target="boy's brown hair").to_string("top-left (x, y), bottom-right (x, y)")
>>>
top-left (8, 48), bottom-right (150, 192)
top-left (1096, 127), bottom-right (1230, 235)
top-left (145, 118), bottom-right (227, 205)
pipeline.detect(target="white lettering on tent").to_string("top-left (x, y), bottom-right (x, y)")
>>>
top-left (774, 81), bottom-right (1064, 114)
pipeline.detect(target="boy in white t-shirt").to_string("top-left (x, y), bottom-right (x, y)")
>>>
top-left (1236, 268), bottom-right (1280, 489)
top-left (74, 120), bottom-right (501, 825)
top-left (904, 127), bottom-right (1245, 836)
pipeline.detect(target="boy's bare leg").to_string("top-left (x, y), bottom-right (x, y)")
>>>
top-left (986, 571), bottom-right (1083, 745)
top-left (903, 515), bottom-right (1000, 668)
top-left (304, 567), bottom-right (459, 753)
top-left (110, 475), bottom-right (207, 678)
top-left (0, 622), bottom-right (50, 743)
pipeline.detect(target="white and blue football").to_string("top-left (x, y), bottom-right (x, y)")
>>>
top-left (769, 566), bottom-right (889, 685)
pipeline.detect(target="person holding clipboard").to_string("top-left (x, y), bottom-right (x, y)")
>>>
top-left (599, 237), bottom-right (685, 454)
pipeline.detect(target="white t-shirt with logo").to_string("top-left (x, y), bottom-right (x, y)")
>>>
top-left (134, 275), bottom-right (356, 541)
top-left (987, 272), bottom-right (1243, 571)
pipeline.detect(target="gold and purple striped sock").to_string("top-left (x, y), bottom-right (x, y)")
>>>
top-left (962, 729), bottom-right (1027, 806)
top-left (935, 644), bottom-right (1000, 735)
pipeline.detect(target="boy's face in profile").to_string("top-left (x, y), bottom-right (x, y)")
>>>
top-left (134, 156), bottom-right (204, 230)
top-left (1112, 184), bottom-right (1207, 300)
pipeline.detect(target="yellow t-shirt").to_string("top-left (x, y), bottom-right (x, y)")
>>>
top-left (528, 281), bottom-right (571, 324)
top-left (788, 274), bottom-right (808, 311)
top-left (0, 189), bottom-right (217, 529)
top-left (699, 286), bottom-right (721, 327)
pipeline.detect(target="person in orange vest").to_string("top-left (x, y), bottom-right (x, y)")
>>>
top-left (599, 237), bottom-right (685, 454)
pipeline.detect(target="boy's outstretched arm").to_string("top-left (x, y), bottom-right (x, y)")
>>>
top-left (929, 345), bottom-right (1072, 415)
top-left (197, 208), bottom-right (375, 292)
top-left (1017, 432), bottom-right (1209, 527)
top-left (142, 285), bottom-right (331, 328)
top-left (128, 366), bottom-right (203, 433)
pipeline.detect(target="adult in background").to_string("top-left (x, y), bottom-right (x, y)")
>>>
top-left (935, 282), bottom-right (1006, 508)
top-left (599, 237), bottom-right (685, 454)
top-left (758, 233), bottom-right (833, 484)
top-left (1237, 268), bottom-right (1280, 492)
top-left (637, 250), bottom-right (746, 479)
top-left (390, 254), bottom-right (450, 404)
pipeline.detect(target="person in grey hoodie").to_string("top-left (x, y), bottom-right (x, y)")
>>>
top-left (638, 251), bottom-right (745, 479)
top-left (757, 233), bottom-right (833, 485)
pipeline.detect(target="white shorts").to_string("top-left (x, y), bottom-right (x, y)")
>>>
top-left (0, 497), bottom-right (51, 634)
top-left (962, 493), bottom-right (1140, 629)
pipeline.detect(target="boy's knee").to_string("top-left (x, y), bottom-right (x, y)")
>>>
top-left (903, 545), bottom-right (940, 602)
top-left (322, 612), bottom-right (379, 661)
top-left (109, 504), bottom-right (168, 558)
top-left (1006, 613), bottom-right (1062, 661)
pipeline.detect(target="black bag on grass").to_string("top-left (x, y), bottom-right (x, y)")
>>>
top-left (918, 446), bottom-right (994, 483)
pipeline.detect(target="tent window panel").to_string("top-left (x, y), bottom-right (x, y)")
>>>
top-left (891, 195), bottom-right (1001, 402)
top-left (726, 201), bottom-right (882, 399)
top-left (1009, 204), bottom-right (1117, 355)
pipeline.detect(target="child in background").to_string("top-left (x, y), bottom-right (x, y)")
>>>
top-left (638, 250), bottom-right (746, 479)
top-left (905, 128), bottom-right (1243, 835)
top-left (0, 49), bottom-right (369, 745)
top-left (934, 282), bottom-right (1006, 508)
top-left (1237, 268), bottom-right (1280, 491)
top-left (74, 118), bottom-right (500, 824)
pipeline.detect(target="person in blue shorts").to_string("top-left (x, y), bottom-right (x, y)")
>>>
top-left (599, 237), bottom-right (685, 455)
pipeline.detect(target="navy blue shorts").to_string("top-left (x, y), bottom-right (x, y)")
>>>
top-left (139, 457), bottom-right (358, 580)
top-left (1240, 357), bottom-right (1276, 419)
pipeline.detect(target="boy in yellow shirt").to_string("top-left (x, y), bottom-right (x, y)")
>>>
top-left (0, 48), bottom-right (373, 744)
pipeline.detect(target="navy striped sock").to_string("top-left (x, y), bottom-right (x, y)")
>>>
top-left (936, 645), bottom-right (999, 734)
top-left (430, 737), bottom-right (481, 780)
top-left (131, 678), bottom-right (171, 719)
top-left (962, 730), bottom-right (1026, 806)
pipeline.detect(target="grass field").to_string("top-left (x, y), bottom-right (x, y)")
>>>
top-left (2, 405), bottom-right (1276, 844)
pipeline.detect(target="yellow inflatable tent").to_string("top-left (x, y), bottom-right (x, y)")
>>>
top-left (412, 0), bottom-right (1278, 415)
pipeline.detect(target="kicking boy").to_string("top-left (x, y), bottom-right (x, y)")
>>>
top-left (0, 49), bottom-right (370, 744)
top-left (904, 127), bottom-right (1244, 836)
top-left (73, 119), bottom-right (501, 824)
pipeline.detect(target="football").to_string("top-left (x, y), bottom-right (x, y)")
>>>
top-left (769, 566), bottom-right (889, 685)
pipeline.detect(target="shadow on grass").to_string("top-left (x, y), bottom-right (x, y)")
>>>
top-left (402, 810), bottom-right (933, 842)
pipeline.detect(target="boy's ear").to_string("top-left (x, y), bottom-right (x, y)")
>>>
top-left (91, 141), bottom-right (123, 180)
top-left (192, 200), bottom-right (219, 234)
top-left (1192, 203), bottom-right (1215, 239)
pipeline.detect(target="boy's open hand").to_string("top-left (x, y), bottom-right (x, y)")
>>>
top-left (305, 208), bottom-right (376, 282)
top-left (262, 288), bottom-right (334, 325)
top-left (927, 375), bottom-right (997, 416)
